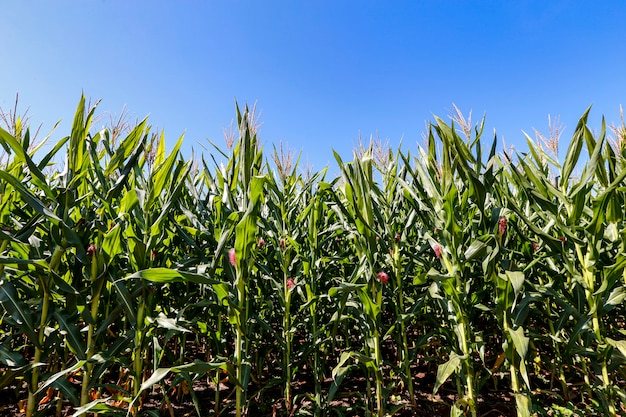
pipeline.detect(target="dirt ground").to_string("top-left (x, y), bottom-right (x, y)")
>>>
top-left (0, 364), bottom-right (523, 417)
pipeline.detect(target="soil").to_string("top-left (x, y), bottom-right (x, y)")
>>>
top-left (0, 333), bottom-right (604, 417)
top-left (0, 361), bottom-right (521, 417)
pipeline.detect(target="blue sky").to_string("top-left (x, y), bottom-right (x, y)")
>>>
top-left (1, 1), bottom-right (625, 170)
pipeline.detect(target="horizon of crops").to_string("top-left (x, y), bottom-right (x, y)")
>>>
top-left (0, 96), bottom-right (625, 417)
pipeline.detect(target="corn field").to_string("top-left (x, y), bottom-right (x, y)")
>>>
top-left (1, 96), bottom-right (625, 417)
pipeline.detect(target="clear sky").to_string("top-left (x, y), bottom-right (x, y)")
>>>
top-left (1, 1), bottom-right (625, 170)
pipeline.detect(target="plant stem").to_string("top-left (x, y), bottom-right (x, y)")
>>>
top-left (131, 289), bottom-right (147, 416)
top-left (26, 245), bottom-right (64, 417)
top-left (393, 246), bottom-right (415, 408)
top-left (372, 282), bottom-right (384, 417)
top-left (26, 291), bottom-right (49, 417)
top-left (373, 333), bottom-right (383, 417)
top-left (284, 279), bottom-right (292, 413)
top-left (214, 313), bottom-right (222, 416)
top-left (307, 268), bottom-right (323, 416)
top-left (543, 294), bottom-right (569, 401)
top-left (460, 320), bottom-right (476, 417)
top-left (81, 254), bottom-right (103, 405)
top-left (235, 269), bottom-right (246, 417)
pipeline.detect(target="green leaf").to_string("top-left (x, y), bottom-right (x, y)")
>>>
top-left (328, 282), bottom-right (365, 297)
top-left (104, 119), bottom-right (148, 177)
top-left (70, 398), bottom-right (125, 417)
top-left (505, 270), bottom-right (525, 298)
top-left (52, 377), bottom-right (81, 407)
top-left (101, 223), bottom-right (123, 260)
top-left (36, 359), bottom-right (86, 396)
top-left (433, 352), bottom-right (465, 394)
top-left (148, 132), bottom-right (184, 209)
top-left (358, 287), bottom-right (380, 321)
top-left (111, 280), bottom-right (137, 327)
top-left (0, 257), bottom-right (48, 268)
top-left (329, 351), bottom-right (355, 403)
top-left (605, 287), bottom-right (626, 308)
top-left (0, 362), bottom-right (45, 391)
top-left (119, 188), bottom-right (139, 215)
top-left (106, 132), bottom-right (147, 200)
top-left (37, 131), bottom-right (69, 171)
top-left (149, 160), bottom-right (192, 239)
top-left (508, 326), bottom-right (529, 360)
top-left (122, 268), bottom-right (221, 286)
top-left (560, 106), bottom-right (590, 190)
top-left (150, 312), bottom-right (191, 333)
top-left (606, 338), bottom-right (626, 358)
top-left (153, 129), bottom-right (167, 168)
top-left (0, 344), bottom-right (27, 368)
top-left (53, 311), bottom-right (86, 360)
top-left (464, 238), bottom-right (489, 261)
top-left (0, 127), bottom-right (56, 200)
top-left (514, 393), bottom-right (532, 417)
top-left (0, 280), bottom-right (39, 348)
top-left (138, 367), bottom-right (170, 393)
top-left (0, 170), bottom-right (61, 222)
top-left (171, 359), bottom-right (228, 374)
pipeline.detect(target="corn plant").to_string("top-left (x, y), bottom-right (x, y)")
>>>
top-left (373, 145), bottom-right (423, 410)
top-left (0, 96), bottom-right (97, 417)
top-left (1, 96), bottom-right (625, 417)
top-left (196, 104), bottom-right (265, 416)
top-left (401, 119), bottom-right (486, 416)
top-left (294, 172), bottom-right (339, 416)
top-left (262, 146), bottom-right (307, 414)
top-left (505, 108), bottom-right (626, 415)
top-left (330, 150), bottom-right (391, 417)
